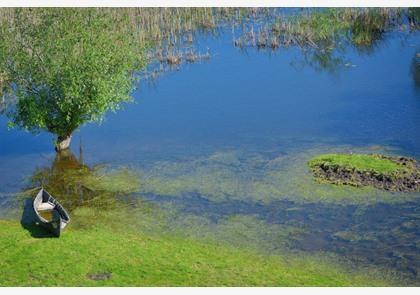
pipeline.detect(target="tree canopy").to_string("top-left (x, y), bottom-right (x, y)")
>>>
top-left (0, 8), bottom-right (145, 149)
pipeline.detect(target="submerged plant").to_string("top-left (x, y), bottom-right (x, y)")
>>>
top-left (29, 149), bottom-right (141, 214)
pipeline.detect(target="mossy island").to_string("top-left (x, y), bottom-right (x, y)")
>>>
top-left (308, 154), bottom-right (420, 192)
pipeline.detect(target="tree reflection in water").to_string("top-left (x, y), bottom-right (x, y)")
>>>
top-left (28, 148), bottom-right (141, 217)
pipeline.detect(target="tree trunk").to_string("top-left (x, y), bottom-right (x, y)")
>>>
top-left (55, 135), bottom-right (72, 152)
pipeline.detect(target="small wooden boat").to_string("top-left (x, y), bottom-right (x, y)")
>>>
top-left (33, 188), bottom-right (70, 237)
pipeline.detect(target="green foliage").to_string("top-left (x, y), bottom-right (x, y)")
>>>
top-left (348, 9), bottom-right (389, 47)
top-left (283, 8), bottom-right (396, 48)
top-left (288, 9), bottom-right (347, 43)
top-left (270, 8), bottom-right (403, 72)
top-left (407, 7), bottom-right (420, 25)
top-left (0, 220), bottom-right (398, 286)
top-left (0, 8), bottom-right (145, 138)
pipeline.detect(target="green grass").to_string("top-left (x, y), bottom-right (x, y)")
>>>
top-left (0, 219), bottom-right (396, 286)
top-left (308, 154), bottom-right (407, 175)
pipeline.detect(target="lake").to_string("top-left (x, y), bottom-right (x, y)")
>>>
top-left (0, 12), bottom-right (419, 283)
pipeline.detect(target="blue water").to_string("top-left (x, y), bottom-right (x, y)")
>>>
top-left (0, 26), bottom-right (419, 281)
top-left (86, 34), bottom-right (419, 160)
top-left (1, 31), bottom-right (419, 162)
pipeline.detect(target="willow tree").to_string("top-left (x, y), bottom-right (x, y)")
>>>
top-left (0, 8), bottom-right (144, 151)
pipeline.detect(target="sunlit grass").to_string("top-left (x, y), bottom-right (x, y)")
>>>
top-left (0, 219), bottom-right (399, 286)
top-left (308, 154), bottom-right (408, 175)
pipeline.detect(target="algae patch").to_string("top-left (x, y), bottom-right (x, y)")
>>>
top-left (140, 146), bottom-right (419, 205)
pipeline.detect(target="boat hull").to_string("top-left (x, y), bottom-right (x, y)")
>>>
top-left (33, 188), bottom-right (71, 237)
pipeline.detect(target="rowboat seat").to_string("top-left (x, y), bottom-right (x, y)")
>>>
top-left (37, 202), bottom-right (55, 211)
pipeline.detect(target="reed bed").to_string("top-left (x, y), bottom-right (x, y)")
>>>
top-left (0, 8), bottom-right (418, 82)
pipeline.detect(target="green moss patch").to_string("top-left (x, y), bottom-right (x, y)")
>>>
top-left (0, 220), bottom-right (399, 286)
top-left (309, 154), bottom-right (406, 174)
top-left (308, 154), bottom-right (419, 192)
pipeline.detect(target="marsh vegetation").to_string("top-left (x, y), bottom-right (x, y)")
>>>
top-left (1, 8), bottom-right (418, 143)
top-left (0, 7), bottom-right (419, 286)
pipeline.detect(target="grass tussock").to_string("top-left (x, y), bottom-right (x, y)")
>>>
top-left (308, 154), bottom-right (409, 175)
top-left (308, 153), bottom-right (419, 192)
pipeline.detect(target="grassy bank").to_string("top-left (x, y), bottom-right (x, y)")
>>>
top-left (0, 219), bottom-right (396, 286)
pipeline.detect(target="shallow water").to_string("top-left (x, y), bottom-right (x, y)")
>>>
top-left (0, 19), bottom-right (419, 283)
